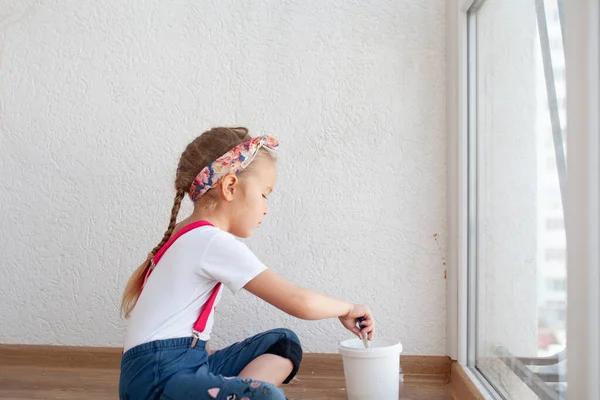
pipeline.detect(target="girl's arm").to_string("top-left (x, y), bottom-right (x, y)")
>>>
top-left (244, 269), bottom-right (375, 339)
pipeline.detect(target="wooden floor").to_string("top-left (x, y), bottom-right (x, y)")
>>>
top-left (0, 365), bottom-right (454, 400)
top-left (0, 346), bottom-right (458, 400)
top-left (287, 375), bottom-right (454, 399)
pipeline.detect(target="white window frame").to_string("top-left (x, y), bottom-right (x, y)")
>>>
top-left (564, 0), bottom-right (599, 398)
top-left (446, 0), bottom-right (599, 398)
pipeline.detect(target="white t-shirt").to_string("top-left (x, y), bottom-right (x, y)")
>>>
top-left (123, 224), bottom-right (267, 352)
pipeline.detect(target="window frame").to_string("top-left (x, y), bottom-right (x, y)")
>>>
top-left (564, 0), bottom-right (599, 398)
top-left (446, 0), bottom-right (600, 398)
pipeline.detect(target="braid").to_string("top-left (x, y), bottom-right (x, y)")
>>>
top-left (120, 188), bottom-right (185, 318)
top-left (149, 188), bottom-right (185, 257)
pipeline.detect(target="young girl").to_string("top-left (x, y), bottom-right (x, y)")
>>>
top-left (119, 127), bottom-right (375, 400)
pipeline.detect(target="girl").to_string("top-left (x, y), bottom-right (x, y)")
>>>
top-left (119, 127), bottom-right (375, 400)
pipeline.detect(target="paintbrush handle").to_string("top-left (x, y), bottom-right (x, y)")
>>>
top-left (357, 317), bottom-right (369, 348)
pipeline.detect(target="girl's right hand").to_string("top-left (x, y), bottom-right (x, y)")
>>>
top-left (339, 304), bottom-right (375, 340)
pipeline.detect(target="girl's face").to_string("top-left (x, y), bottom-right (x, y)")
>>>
top-left (229, 159), bottom-right (277, 238)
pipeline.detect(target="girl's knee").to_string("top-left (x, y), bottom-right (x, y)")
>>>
top-left (268, 328), bottom-right (300, 346)
top-left (264, 329), bottom-right (302, 384)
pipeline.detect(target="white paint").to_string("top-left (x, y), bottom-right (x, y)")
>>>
top-left (0, 0), bottom-right (446, 353)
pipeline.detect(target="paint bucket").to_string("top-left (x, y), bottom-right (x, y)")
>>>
top-left (339, 338), bottom-right (403, 400)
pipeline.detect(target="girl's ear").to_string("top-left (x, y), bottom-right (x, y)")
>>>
top-left (219, 174), bottom-right (238, 201)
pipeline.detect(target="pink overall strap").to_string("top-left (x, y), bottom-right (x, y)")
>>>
top-left (193, 283), bottom-right (223, 333)
top-left (123, 221), bottom-right (219, 355)
top-left (142, 220), bottom-right (215, 289)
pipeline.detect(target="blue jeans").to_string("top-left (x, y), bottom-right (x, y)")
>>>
top-left (119, 328), bottom-right (302, 400)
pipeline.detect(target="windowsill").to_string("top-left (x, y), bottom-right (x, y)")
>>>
top-left (461, 365), bottom-right (503, 400)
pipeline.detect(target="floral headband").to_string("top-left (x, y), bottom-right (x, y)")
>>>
top-left (189, 135), bottom-right (279, 201)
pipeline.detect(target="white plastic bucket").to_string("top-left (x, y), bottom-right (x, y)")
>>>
top-left (339, 338), bottom-right (403, 400)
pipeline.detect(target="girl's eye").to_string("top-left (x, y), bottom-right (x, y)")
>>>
top-left (262, 194), bottom-right (268, 199)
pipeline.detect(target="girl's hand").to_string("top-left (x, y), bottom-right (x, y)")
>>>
top-left (339, 304), bottom-right (375, 340)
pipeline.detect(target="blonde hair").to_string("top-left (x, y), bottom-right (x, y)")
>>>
top-left (120, 127), bottom-right (275, 318)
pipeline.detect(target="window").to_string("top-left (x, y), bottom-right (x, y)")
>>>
top-left (550, 7), bottom-right (559, 23)
top-left (547, 278), bottom-right (566, 291)
top-left (546, 218), bottom-right (564, 230)
top-left (555, 66), bottom-right (566, 82)
top-left (466, 0), bottom-right (567, 398)
top-left (546, 248), bottom-right (566, 262)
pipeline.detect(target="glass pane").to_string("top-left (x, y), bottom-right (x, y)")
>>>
top-left (468, 0), bottom-right (567, 398)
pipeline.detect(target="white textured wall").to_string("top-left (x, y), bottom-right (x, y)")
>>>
top-left (0, 0), bottom-right (446, 354)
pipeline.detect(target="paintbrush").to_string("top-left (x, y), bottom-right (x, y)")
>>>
top-left (357, 317), bottom-right (369, 348)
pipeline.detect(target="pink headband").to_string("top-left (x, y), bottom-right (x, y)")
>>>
top-left (189, 136), bottom-right (279, 201)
